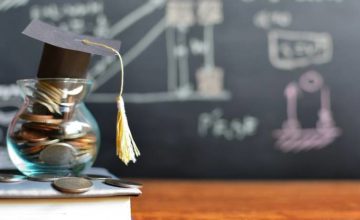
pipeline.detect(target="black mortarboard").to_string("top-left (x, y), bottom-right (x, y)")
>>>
top-left (22, 20), bottom-right (121, 78)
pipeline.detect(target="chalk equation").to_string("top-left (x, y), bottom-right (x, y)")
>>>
top-left (254, 9), bottom-right (333, 70)
top-left (198, 108), bottom-right (258, 141)
top-left (254, 10), bottom-right (292, 30)
top-left (273, 71), bottom-right (341, 152)
top-left (268, 29), bottom-right (333, 70)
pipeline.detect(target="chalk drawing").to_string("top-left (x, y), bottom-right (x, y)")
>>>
top-left (0, 0), bottom-right (28, 11)
top-left (87, 0), bottom-right (230, 104)
top-left (198, 108), bottom-right (259, 141)
top-left (29, 1), bottom-right (107, 36)
top-left (268, 29), bottom-right (333, 70)
top-left (254, 10), bottom-right (292, 30)
top-left (273, 71), bottom-right (341, 152)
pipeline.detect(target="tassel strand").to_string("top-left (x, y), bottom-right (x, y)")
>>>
top-left (81, 39), bottom-right (140, 165)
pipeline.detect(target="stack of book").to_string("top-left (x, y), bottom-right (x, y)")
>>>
top-left (0, 167), bottom-right (141, 220)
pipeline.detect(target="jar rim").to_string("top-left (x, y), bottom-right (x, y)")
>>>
top-left (16, 78), bottom-right (93, 85)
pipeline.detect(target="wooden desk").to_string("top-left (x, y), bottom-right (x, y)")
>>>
top-left (132, 180), bottom-right (360, 220)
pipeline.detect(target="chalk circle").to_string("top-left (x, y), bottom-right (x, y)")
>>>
top-left (299, 71), bottom-right (324, 93)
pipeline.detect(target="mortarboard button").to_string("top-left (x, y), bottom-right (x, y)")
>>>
top-left (22, 20), bottom-right (121, 79)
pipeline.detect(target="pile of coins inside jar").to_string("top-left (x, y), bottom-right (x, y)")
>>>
top-left (0, 173), bottom-right (142, 194)
top-left (10, 80), bottom-right (97, 167)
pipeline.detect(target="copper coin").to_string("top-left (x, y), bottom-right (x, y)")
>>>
top-left (20, 113), bottom-right (53, 121)
top-left (76, 134), bottom-right (97, 144)
top-left (19, 129), bottom-right (48, 143)
top-left (21, 145), bottom-right (46, 155)
top-left (11, 131), bottom-right (25, 142)
top-left (23, 122), bottom-right (60, 132)
top-left (20, 113), bottom-right (62, 124)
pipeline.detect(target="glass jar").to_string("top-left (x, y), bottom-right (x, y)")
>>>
top-left (6, 78), bottom-right (100, 176)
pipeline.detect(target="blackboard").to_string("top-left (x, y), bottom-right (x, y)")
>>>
top-left (0, 0), bottom-right (359, 178)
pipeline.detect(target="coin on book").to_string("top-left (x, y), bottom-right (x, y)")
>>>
top-left (53, 177), bottom-right (93, 193)
top-left (104, 178), bottom-right (143, 189)
top-left (0, 174), bottom-right (26, 183)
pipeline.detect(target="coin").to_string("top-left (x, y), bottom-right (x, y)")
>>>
top-left (52, 177), bottom-right (93, 193)
top-left (66, 141), bottom-right (93, 150)
top-left (21, 144), bottom-right (46, 155)
top-left (18, 129), bottom-right (48, 143)
top-left (61, 121), bottom-right (90, 135)
top-left (61, 85), bottom-right (84, 98)
top-left (33, 99), bottom-right (58, 114)
top-left (20, 113), bottom-right (62, 124)
top-left (76, 134), bottom-right (97, 144)
top-left (28, 173), bottom-right (66, 182)
top-left (23, 122), bottom-right (60, 132)
top-left (104, 178), bottom-right (143, 189)
top-left (26, 138), bottom-right (60, 147)
top-left (83, 174), bottom-right (112, 180)
top-left (61, 131), bottom-right (87, 140)
top-left (37, 82), bottom-right (62, 98)
top-left (20, 113), bottom-right (53, 121)
top-left (0, 174), bottom-right (26, 183)
top-left (39, 143), bottom-right (76, 165)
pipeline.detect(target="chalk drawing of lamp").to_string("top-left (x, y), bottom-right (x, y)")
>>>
top-left (273, 71), bottom-right (341, 152)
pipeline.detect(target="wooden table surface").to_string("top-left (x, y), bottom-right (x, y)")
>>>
top-left (132, 180), bottom-right (360, 220)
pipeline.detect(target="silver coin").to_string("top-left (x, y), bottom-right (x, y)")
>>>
top-left (59, 131), bottom-right (87, 140)
top-left (52, 177), bottom-right (93, 193)
top-left (39, 143), bottom-right (76, 165)
top-left (83, 174), bottom-right (112, 180)
top-left (0, 174), bottom-right (26, 183)
top-left (60, 121), bottom-right (85, 135)
top-left (28, 173), bottom-right (68, 182)
top-left (104, 178), bottom-right (143, 189)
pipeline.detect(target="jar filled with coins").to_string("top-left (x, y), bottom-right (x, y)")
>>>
top-left (7, 78), bottom-right (100, 176)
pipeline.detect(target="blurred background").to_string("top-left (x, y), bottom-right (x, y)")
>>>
top-left (0, 0), bottom-right (358, 179)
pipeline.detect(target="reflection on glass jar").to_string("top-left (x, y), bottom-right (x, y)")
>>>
top-left (6, 78), bottom-right (100, 176)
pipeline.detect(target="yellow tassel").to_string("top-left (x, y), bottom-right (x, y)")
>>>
top-left (116, 96), bottom-right (140, 164)
top-left (81, 39), bottom-right (140, 165)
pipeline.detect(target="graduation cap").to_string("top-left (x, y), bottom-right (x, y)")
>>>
top-left (22, 20), bottom-right (121, 79)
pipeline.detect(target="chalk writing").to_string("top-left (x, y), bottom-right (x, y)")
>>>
top-left (198, 109), bottom-right (258, 141)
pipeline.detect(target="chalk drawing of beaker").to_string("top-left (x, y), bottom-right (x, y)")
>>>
top-left (273, 70), bottom-right (341, 152)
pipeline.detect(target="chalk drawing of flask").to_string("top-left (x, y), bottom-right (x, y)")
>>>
top-left (273, 71), bottom-right (341, 152)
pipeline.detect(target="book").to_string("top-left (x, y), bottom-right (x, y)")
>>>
top-left (0, 167), bottom-right (141, 220)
